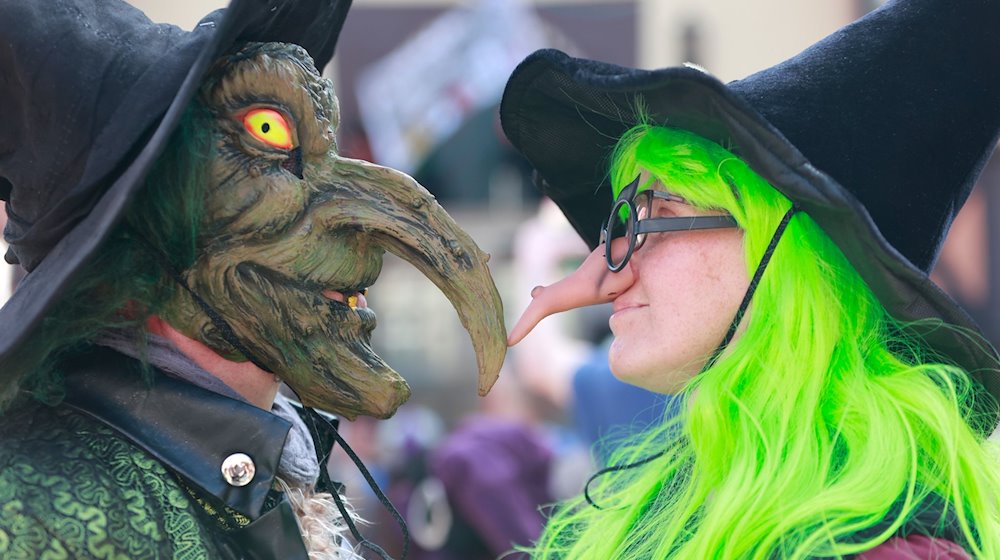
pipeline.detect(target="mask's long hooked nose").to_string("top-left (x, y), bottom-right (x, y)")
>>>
top-left (508, 238), bottom-right (636, 346)
top-left (314, 157), bottom-right (507, 398)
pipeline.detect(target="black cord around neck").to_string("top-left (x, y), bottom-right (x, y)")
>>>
top-left (302, 406), bottom-right (410, 560)
top-left (704, 204), bottom-right (798, 370)
top-left (584, 450), bottom-right (666, 510)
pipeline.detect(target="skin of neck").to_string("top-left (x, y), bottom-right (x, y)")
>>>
top-left (145, 315), bottom-right (280, 409)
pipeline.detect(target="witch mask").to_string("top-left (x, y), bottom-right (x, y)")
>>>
top-left (156, 42), bottom-right (505, 419)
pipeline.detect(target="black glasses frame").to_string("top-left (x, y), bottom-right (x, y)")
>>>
top-left (600, 177), bottom-right (739, 272)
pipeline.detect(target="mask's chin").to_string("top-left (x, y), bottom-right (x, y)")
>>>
top-left (274, 292), bottom-right (411, 419)
top-left (166, 254), bottom-right (412, 419)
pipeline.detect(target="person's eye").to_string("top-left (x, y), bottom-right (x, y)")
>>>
top-left (653, 199), bottom-right (679, 217)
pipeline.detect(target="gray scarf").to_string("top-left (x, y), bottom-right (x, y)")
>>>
top-left (96, 329), bottom-right (321, 488)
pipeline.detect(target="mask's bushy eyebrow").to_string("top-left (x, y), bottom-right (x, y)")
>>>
top-left (201, 43), bottom-right (337, 157)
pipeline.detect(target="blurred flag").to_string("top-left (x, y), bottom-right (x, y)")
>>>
top-left (356, 0), bottom-right (546, 173)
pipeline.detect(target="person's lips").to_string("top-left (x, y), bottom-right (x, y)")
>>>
top-left (612, 300), bottom-right (646, 315)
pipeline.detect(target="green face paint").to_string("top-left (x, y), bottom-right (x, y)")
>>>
top-left (162, 43), bottom-right (505, 419)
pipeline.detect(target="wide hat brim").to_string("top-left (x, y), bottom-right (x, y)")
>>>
top-left (500, 48), bottom-right (1000, 431)
top-left (0, 0), bottom-right (351, 365)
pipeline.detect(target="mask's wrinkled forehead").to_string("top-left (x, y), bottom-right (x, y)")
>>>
top-left (201, 42), bottom-right (340, 157)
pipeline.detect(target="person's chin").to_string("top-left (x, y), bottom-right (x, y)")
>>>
top-left (609, 352), bottom-right (657, 391)
top-left (609, 353), bottom-right (693, 395)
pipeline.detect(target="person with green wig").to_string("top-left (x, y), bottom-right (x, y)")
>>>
top-left (500, 0), bottom-right (1000, 558)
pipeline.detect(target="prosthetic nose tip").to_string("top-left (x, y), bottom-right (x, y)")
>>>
top-left (508, 243), bottom-right (632, 346)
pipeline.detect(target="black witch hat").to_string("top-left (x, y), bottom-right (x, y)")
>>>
top-left (0, 0), bottom-right (351, 362)
top-left (500, 0), bottom-right (1000, 423)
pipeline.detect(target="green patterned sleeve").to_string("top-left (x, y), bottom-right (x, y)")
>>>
top-left (0, 406), bottom-right (217, 560)
top-left (0, 499), bottom-right (81, 560)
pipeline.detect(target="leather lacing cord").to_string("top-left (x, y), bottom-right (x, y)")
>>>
top-left (301, 406), bottom-right (410, 560)
top-left (704, 204), bottom-right (798, 370)
top-left (584, 205), bottom-right (798, 510)
top-left (131, 227), bottom-right (410, 559)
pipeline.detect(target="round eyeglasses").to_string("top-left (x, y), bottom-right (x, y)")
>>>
top-left (600, 177), bottom-right (739, 272)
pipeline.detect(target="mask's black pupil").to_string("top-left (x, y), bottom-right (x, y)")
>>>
top-left (262, 123), bottom-right (271, 133)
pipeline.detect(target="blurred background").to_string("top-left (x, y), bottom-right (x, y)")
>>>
top-left (6, 0), bottom-right (999, 557)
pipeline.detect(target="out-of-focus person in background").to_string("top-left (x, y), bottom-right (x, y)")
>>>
top-left (571, 345), bottom-right (671, 465)
top-left (381, 374), bottom-right (555, 560)
top-left (510, 199), bottom-right (595, 409)
top-left (502, 0), bottom-right (1000, 558)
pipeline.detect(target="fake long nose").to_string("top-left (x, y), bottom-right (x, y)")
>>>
top-left (508, 238), bottom-right (636, 346)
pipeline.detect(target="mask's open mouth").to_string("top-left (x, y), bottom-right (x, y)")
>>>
top-left (297, 268), bottom-right (380, 332)
top-left (321, 288), bottom-right (376, 333)
top-left (234, 260), bottom-right (383, 338)
top-left (322, 288), bottom-right (369, 310)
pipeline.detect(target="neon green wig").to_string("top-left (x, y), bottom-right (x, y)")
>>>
top-left (530, 125), bottom-right (1000, 559)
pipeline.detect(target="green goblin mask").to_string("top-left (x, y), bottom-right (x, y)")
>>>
top-left (160, 42), bottom-right (506, 419)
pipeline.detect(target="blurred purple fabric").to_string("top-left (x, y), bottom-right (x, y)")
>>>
top-left (429, 417), bottom-right (553, 559)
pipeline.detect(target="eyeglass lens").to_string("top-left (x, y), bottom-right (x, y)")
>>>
top-left (605, 198), bottom-right (635, 269)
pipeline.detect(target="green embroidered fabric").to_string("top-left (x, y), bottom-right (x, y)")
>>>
top-left (0, 401), bottom-right (229, 559)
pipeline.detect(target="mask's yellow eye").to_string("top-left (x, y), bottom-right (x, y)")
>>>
top-left (243, 108), bottom-right (294, 150)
